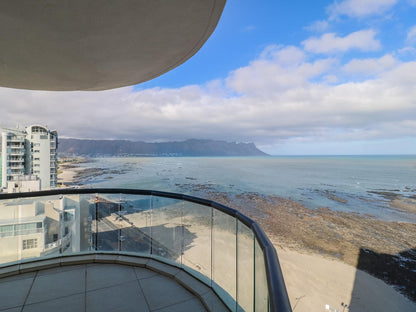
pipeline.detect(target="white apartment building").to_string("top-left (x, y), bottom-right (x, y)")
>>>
top-left (1, 125), bottom-right (58, 190)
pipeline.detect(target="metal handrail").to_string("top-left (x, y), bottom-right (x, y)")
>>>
top-left (0, 188), bottom-right (292, 312)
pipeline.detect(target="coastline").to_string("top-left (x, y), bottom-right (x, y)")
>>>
top-left (57, 158), bottom-right (416, 311)
top-left (57, 157), bottom-right (91, 186)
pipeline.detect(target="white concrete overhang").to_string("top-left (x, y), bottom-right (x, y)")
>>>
top-left (0, 0), bottom-right (226, 91)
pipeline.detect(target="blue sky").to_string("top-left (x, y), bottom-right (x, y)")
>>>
top-left (1, 0), bottom-right (416, 155)
top-left (138, 0), bottom-right (416, 89)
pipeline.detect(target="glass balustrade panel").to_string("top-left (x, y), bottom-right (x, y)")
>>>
top-left (150, 196), bottom-right (183, 266)
top-left (0, 198), bottom-right (19, 266)
top-left (62, 194), bottom-right (96, 255)
top-left (255, 239), bottom-right (269, 312)
top-left (0, 192), bottom-right (279, 312)
top-left (212, 209), bottom-right (237, 312)
top-left (118, 194), bottom-right (152, 256)
top-left (182, 201), bottom-right (212, 285)
top-left (95, 194), bottom-right (122, 252)
top-left (237, 221), bottom-right (254, 312)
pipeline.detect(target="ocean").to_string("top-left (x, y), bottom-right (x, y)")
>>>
top-left (75, 155), bottom-right (416, 223)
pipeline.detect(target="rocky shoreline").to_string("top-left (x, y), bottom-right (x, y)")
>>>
top-left (58, 157), bottom-right (128, 185)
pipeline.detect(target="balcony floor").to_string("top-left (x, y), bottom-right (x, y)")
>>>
top-left (0, 261), bottom-right (227, 312)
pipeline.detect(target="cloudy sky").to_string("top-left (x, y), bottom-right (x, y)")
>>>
top-left (2, 0), bottom-right (416, 155)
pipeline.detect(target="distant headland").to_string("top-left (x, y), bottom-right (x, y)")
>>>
top-left (58, 138), bottom-right (268, 157)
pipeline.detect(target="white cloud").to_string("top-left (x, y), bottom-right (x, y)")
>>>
top-left (398, 46), bottom-right (416, 55)
top-left (302, 30), bottom-right (381, 54)
top-left (406, 25), bottom-right (416, 44)
top-left (343, 54), bottom-right (397, 76)
top-left (305, 20), bottom-right (329, 32)
top-left (226, 46), bottom-right (334, 94)
top-left (327, 0), bottom-right (398, 19)
top-left (1, 44), bottom-right (415, 151)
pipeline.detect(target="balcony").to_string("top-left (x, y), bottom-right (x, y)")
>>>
top-left (10, 170), bottom-right (25, 175)
top-left (0, 189), bottom-right (291, 311)
top-left (8, 151), bottom-right (25, 156)
top-left (8, 158), bottom-right (24, 163)
top-left (7, 139), bottom-right (24, 144)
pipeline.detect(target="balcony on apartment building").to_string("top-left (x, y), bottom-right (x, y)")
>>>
top-left (0, 189), bottom-right (291, 312)
top-left (0, 1), bottom-right (292, 310)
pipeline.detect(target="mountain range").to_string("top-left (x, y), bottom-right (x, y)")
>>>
top-left (58, 138), bottom-right (268, 157)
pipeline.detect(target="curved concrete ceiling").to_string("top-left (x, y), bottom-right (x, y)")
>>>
top-left (0, 0), bottom-right (226, 91)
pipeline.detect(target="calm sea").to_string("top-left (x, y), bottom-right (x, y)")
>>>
top-left (77, 155), bottom-right (416, 223)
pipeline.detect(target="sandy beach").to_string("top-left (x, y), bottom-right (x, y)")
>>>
top-left (57, 157), bottom-right (88, 186)
top-left (277, 248), bottom-right (415, 312)
top-left (58, 160), bottom-right (416, 312)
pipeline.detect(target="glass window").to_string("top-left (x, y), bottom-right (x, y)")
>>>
top-left (22, 239), bottom-right (38, 250)
top-left (0, 225), bottom-right (14, 237)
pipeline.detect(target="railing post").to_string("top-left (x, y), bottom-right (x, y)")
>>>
top-left (94, 194), bottom-right (98, 251)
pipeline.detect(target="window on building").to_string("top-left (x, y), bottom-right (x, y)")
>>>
top-left (15, 222), bottom-right (41, 235)
top-left (22, 239), bottom-right (38, 250)
top-left (0, 225), bottom-right (14, 237)
top-left (53, 234), bottom-right (58, 241)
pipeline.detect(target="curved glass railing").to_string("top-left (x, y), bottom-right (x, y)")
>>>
top-left (0, 189), bottom-right (291, 312)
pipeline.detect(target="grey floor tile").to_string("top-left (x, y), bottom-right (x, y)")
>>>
top-left (86, 280), bottom-right (149, 312)
top-left (22, 293), bottom-right (85, 312)
top-left (86, 264), bottom-right (136, 291)
top-left (0, 263), bottom-right (216, 312)
top-left (0, 277), bottom-right (34, 310)
top-left (0, 307), bottom-right (22, 312)
top-left (153, 297), bottom-right (207, 312)
top-left (134, 267), bottom-right (158, 280)
top-left (139, 275), bottom-right (193, 311)
top-left (26, 267), bottom-right (85, 304)
top-left (0, 271), bottom-right (36, 283)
